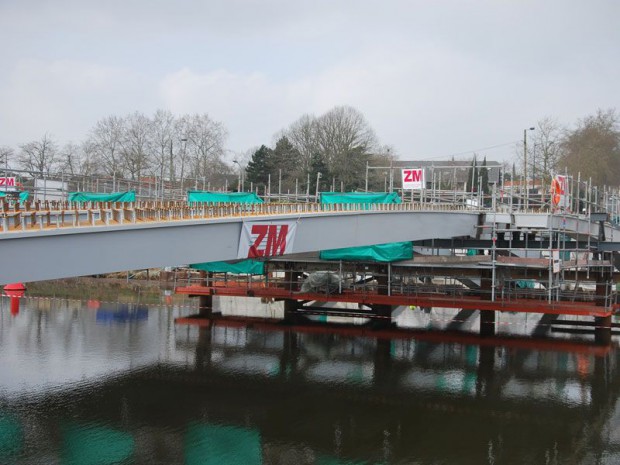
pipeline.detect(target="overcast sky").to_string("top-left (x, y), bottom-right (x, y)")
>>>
top-left (1, 0), bottom-right (618, 162)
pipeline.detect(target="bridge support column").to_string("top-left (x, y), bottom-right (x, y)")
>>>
top-left (594, 270), bottom-right (612, 344)
top-left (198, 295), bottom-right (216, 317)
top-left (479, 270), bottom-right (495, 337)
top-left (283, 267), bottom-right (303, 324)
top-left (373, 265), bottom-right (394, 328)
top-left (480, 311), bottom-right (496, 337)
top-left (283, 299), bottom-right (301, 324)
top-left (594, 315), bottom-right (612, 345)
top-left (198, 270), bottom-right (218, 317)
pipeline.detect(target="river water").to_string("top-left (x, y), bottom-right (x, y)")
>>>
top-left (1, 294), bottom-right (620, 464)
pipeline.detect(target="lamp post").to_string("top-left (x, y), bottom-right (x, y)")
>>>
top-left (232, 159), bottom-right (242, 192)
top-left (523, 127), bottom-right (535, 209)
top-left (315, 172), bottom-right (322, 201)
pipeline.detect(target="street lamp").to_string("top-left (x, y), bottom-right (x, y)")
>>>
top-left (232, 159), bottom-right (242, 192)
top-left (315, 172), bottom-right (322, 201)
top-left (523, 127), bottom-right (535, 208)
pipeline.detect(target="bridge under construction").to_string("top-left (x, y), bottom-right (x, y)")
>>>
top-left (1, 185), bottom-right (619, 342)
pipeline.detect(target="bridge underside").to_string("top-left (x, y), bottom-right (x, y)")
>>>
top-left (175, 246), bottom-right (618, 342)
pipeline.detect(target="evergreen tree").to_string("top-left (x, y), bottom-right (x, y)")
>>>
top-left (467, 156), bottom-right (479, 192)
top-left (245, 145), bottom-right (273, 187)
top-left (270, 136), bottom-right (300, 191)
top-left (479, 156), bottom-right (490, 194)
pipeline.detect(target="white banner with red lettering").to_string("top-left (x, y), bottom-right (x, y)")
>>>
top-left (401, 168), bottom-right (425, 190)
top-left (238, 220), bottom-right (298, 259)
top-left (0, 177), bottom-right (17, 191)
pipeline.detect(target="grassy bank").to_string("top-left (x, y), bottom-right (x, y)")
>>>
top-left (24, 277), bottom-right (180, 305)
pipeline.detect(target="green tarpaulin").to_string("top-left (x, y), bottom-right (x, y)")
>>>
top-left (320, 191), bottom-right (401, 205)
top-left (188, 191), bottom-right (263, 204)
top-left (68, 191), bottom-right (136, 203)
top-left (320, 192), bottom-right (412, 262)
top-left (190, 260), bottom-right (265, 274)
top-left (185, 423), bottom-right (262, 465)
top-left (320, 241), bottom-right (413, 262)
top-left (0, 191), bottom-right (29, 202)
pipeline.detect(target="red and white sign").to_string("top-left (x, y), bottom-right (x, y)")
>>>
top-left (401, 168), bottom-right (425, 190)
top-left (238, 220), bottom-right (298, 259)
top-left (0, 177), bottom-right (17, 191)
top-left (551, 174), bottom-right (570, 210)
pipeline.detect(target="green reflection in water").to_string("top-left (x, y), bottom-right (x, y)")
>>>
top-left (185, 423), bottom-right (262, 465)
top-left (62, 422), bottom-right (134, 465)
top-left (0, 413), bottom-right (23, 460)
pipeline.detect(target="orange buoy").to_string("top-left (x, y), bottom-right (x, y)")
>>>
top-left (3, 282), bottom-right (26, 297)
top-left (4, 283), bottom-right (26, 317)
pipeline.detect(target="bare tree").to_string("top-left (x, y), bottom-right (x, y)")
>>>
top-left (184, 113), bottom-right (227, 182)
top-left (0, 146), bottom-right (14, 171)
top-left (78, 140), bottom-right (101, 177)
top-left (87, 116), bottom-right (125, 177)
top-left (120, 112), bottom-right (151, 180)
top-left (558, 108), bottom-right (620, 187)
top-left (283, 114), bottom-right (320, 176)
top-left (530, 117), bottom-right (562, 186)
top-left (149, 109), bottom-right (175, 183)
top-left (58, 142), bottom-right (81, 176)
top-left (18, 134), bottom-right (58, 174)
top-left (315, 106), bottom-right (378, 190)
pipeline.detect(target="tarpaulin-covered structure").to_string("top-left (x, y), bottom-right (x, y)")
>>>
top-left (187, 191), bottom-right (263, 204)
top-left (68, 191), bottom-right (136, 203)
top-left (319, 192), bottom-right (412, 262)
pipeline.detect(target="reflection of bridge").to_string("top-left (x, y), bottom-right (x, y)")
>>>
top-left (4, 321), bottom-right (620, 464)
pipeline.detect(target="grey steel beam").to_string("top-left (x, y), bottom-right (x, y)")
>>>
top-left (0, 210), bottom-right (478, 284)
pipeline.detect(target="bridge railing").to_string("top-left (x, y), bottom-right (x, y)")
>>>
top-left (0, 200), bottom-right (477, 233)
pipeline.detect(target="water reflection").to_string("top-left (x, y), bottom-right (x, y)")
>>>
top-left (0, 297), bottom-right (619, 464)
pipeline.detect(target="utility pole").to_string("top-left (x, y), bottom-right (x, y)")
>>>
top-left (523, 127), bottom-right (535, 209)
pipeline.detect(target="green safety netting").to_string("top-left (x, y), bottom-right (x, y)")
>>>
top-left (320, 191), bottom-right (401, 205)
top-left (68, 191), bottom-right (136, 203)
top-left (319, 192), bottom-right (412, 262)
top-left (185, 423), bottom-right (262, 465)
top-left (61, 422), bottom-right (135, 465)
top-left (0, 191), bottom-right (29, 202)
top-left (190, 260), bottom-right (265, 274)
top-left (187, 190), bottom-right (263, 204)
